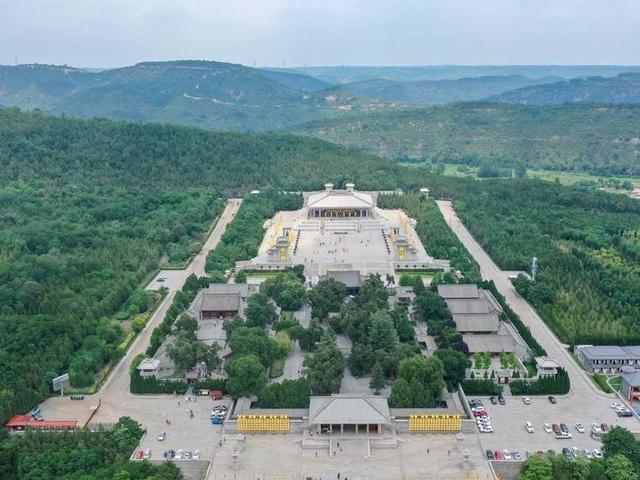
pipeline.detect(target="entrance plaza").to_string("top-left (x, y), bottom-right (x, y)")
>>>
top-left (243, 184), bottom-right (449, 279)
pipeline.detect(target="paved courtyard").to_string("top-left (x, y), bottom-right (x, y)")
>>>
top-left (207, 433), bottom-right (492, 480)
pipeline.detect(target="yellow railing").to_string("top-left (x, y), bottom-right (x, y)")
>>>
top-left (237, 415), bottom-right (290, 432)
top-left (408, 414), bottom-right (462, 432)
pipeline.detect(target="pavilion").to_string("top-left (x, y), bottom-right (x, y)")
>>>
top-left (308, 394), bottom-right (391, 434)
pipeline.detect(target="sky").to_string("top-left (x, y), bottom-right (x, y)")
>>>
top-left (0, 0), bottom-right (639, 68)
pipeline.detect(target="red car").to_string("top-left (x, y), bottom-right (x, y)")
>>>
top-left (552, 424), bottom-right (560, 434)
top-left (135, 449), bottom-right (144, 460)
top-left (494, 450), bottom-right (504, 460)
top-left (601, 423), bottom-right (610, 433)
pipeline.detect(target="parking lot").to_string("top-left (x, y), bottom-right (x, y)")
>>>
top-left (134, 395), bottom-right (232, 461)
top-left (471, 394), bottom-right (639, 456)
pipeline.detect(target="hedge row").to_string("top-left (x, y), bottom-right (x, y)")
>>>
top-left (510, 368), bottom-right (570, 395)
top-left (130, 370), bottom-right (188, 395)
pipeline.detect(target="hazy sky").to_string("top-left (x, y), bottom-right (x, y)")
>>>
top-left (1, 0), bottom-right (638, 68)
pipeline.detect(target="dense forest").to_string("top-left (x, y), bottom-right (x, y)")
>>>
top-left (442, 179), bottom-right (640, 345)
top-left (0, 417), bottom-right (182, 479)
top-left (298, 102), bottom-right (640, 176)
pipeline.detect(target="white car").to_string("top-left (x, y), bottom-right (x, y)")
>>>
top-left (175, 449), bottom-right (184, 460)
top-left (525, 421), bottom-right (534, 433)
top-left (522, 396), bottom-right (531, 405)
top-left (610, 401), bottom-right (621, 409)
top-left (502, 450), bottom-right (513, 460)
top-left (593, 449), bottom-right (603, 459)
top-left (543, 423), bottom-right (552, 433)
top-left (184, 451), bottom-right (192, 460)
top-left (158, 431), bottom-right (166, 441)
top-left (575, 423), bottom-right (585, 433)
top-left (143, 448), bottom-right (151, 459)
top-left (585, 449), bottom-right (594, 459)
top-left (591, 423), bottom-right (602, 433)
top-left (192, 449), bottom-right (201, 460)
top-left (512, 451), bottom-right (522, 461)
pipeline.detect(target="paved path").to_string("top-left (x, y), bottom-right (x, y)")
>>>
top-left (436, 200), bottom-right (607, 400)
top-left (41, 198), bottom-right (242, 424)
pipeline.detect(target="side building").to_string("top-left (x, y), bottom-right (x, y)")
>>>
top-left (575, 345), bottom-right (640, 374)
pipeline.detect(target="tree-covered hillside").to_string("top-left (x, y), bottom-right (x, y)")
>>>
top-left (0, 61), bottom-right (394, 131)
top-left (298, 102), bottom-right (640, 176)
top-left (490, 72), bottom-right (640, 105)
top-left (333, 75), bottom-right (559, 104)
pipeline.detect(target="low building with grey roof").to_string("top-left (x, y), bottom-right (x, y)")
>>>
top-left (189, 283), bottom-right (257, 320)
top-left (575, 345), bottom-right (640, 374)
top-left (308, 394), bottom-right (391, 434)
top-left (437, 284), bottom-right (502, 333)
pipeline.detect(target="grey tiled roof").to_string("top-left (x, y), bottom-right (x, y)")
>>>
top-left (437, 284), bottom-right (479, 299)
top-left (308, 394), bottom-right (391, 425)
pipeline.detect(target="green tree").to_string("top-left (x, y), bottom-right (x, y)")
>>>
top-left (309, 279), bottom-right (347, 319)
top-left (369, 362), bottom-right (385, 394)
top-left (245, 293), bottom-right (276, 328)
top-left (388, 378), bottom-right (413, 408)
top-left (605, 454), bottom-right (636, 480)
top-left (234, 270), bottom-right (247, 283)
top-left (174, 314), bottom-right (198, 335)
top-left (303, 329), bottom-right (344, 394)
top-left (226, 354), bottom-right (267, 399)
top-left (434, 349), bottom-right (471, 388)
top-left (602, 426), bottom-right (640, 467)
top-left (228, 327), bottom-right (277, 368)
top-left (370, 310), bottom-right (400, 353)
top-left (518, 455), bottom-right (553, 480)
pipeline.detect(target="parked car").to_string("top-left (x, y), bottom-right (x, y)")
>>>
top-left (143, 448), bottom-right (151, 459)
top-left (575, 423), bottom-right (585, 433)
top-left (502, 450), bottom-right (512, 461)
top-left (562, 447), bottom-right (574, 460)
top-left (193, 449), bottom-right (201, 460)
top-left (70, 394), bottom-right (85, 400)
top-left (525, 421), bottom-right (534, 433)
top-left (486, 450), bottom-right (494, 460)
top-left (548, 396), bottom-right (557, 404)
top-left (135, 449), bottom-right (144, 460)
top-left (490, 396), bottom-right (497, 405)
top-left (601, 423), bottom-right (610, 433)
top-left (211, 416), bottom-right (224, 425)
top-left (522, 396), bottom-right (531, 405)
top-left (552, 424), bottom-right (561, 434)
top-left (591, 422), bottom-right (602, 433)
top-left (164, 449), bottom-right (175, 459)
top-left (184, 451), bottom-right (192, 460)
top-left (512, 451), bottom-right (521, 461)
top-left (585, 449), bottom-right (594, 459)
top-left (618, 409), bottom-right (633, 417)
top-left (593, 449), bottom-right (603, 459)
top-left (498, 395), bottom-right (506, 405)
top-left (175, 449), bottom-right (184, 460)
top-left (494, 450), bottom-right (504, 461)
top-left (525, 451), bottom-right (533, 459)
top-left (560, 423), bottom-right (569, 434)
top-left (610, 401), bottom-right (622, 409)
top-left (543, 423), bottom-right (552, 433)
top-left (158, 431), bottom-right (166, 441)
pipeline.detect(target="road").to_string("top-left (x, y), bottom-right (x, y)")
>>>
top-left (436, 200), bottom-right (639, 450)
top-left (40, 198), bottom-right (242, 428)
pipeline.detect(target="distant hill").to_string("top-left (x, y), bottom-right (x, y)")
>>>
top-left (295, 102), bottom-right (640, 176)
top-left (490, 73), bottom-right (640, 105)
top-left (0, 61), bottom-right (395, 131)
top-left (275, 65), bottom-right (640, 84)
top-left (334, 75), bottom-right (559, 104)
top-left (258, 68), bottom-right (332, 92)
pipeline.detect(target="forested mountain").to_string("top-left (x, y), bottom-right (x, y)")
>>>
top-left (275, 65), bottom-right (640, 84)
top-left (332, 75), bottom-right (559, 104)
top-left (490, 72), bottom-right (640, 105)
top-left (297, 102), bottom-right (640, 176)
top-left (258, 68), bottom-right (332, 92)
top-left (0, 61), bottom-right (393, 131)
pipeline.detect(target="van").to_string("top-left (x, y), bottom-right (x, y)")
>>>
top-left (525, 421), bottom-right (534, 433)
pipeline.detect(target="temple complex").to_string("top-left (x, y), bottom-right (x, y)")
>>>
top-left (241, 184), bottom-right (449, 282)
